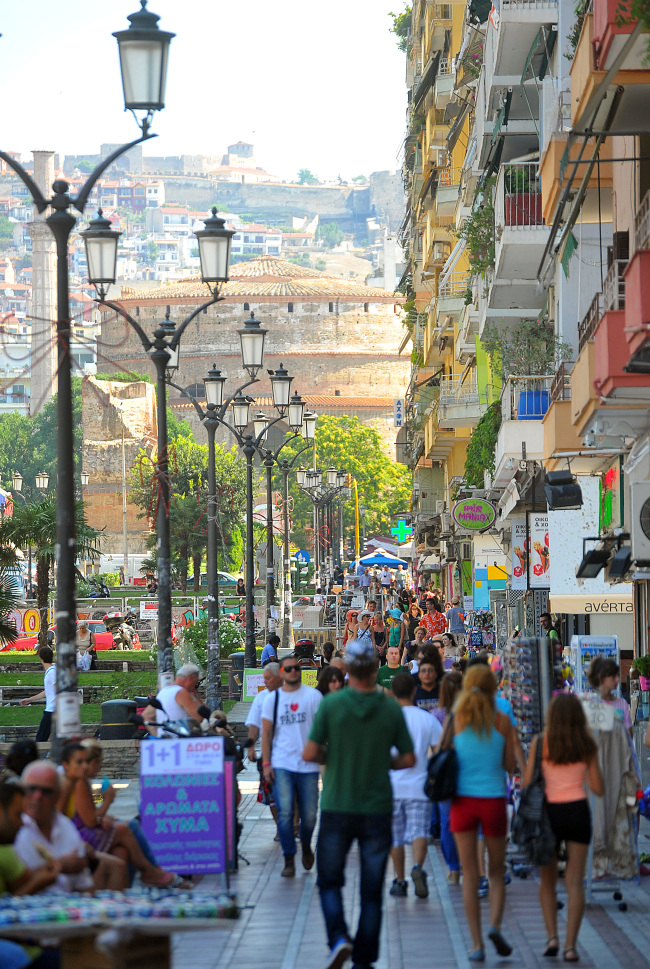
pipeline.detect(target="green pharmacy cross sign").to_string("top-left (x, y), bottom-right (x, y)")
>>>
top-left (391, 520), bottom-right (413, 543)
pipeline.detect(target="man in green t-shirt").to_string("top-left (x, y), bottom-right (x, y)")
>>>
top-left (303, 638), bottom-right (414, 969)
top-left (376, 645), bottom-right (406, 693)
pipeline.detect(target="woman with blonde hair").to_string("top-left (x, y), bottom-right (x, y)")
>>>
top-left (523, 693), bottom-right (603, 962)
top-left (448, 663), bottom-right (515, 961)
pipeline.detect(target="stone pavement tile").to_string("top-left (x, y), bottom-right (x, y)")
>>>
top-left (172, 800), bottom-right (650, 969)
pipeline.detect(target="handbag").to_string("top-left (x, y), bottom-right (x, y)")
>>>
top-left (424, 713), bottom-right (458, 801)
top-left (512, 733), bottom-right (556, 866)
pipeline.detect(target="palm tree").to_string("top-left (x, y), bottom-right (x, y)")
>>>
top-left (2, 495), bottom-right (102, 647)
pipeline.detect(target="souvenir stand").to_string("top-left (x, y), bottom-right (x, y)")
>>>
top-left (578, 697), bottom-right (640, 912)
top-left (0, 889), bottom-right (238, 969)
top-left (465, 610), bottom-right (496, 655)
top-left (500, 636), bottom-right (553, 748)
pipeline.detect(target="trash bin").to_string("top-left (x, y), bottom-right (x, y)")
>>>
top-left (229, 651), bottom-right (245, 700)
top-left (100, 699), bottom-right (137, 740)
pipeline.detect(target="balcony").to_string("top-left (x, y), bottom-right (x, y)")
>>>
top-left (491, 163), bottom-right (550, 313)
top-left (591, 260), bottom-right (648, 398)
top-left (486, 0), bottom-right (559, 84)
top-left (539, 132), bottom-right (613, 226)
top-left (437, 271), bottom-right (470, 321)
top-left (435, 167), bottom-right (462, 217)
top-left (625, 190), bottom-right (650, 363)
top-left (438, 373), bottom-right (488, 427)
top-left (543, 362), bottom-right (584, 470)
top-left (592, 0), bottom-right (650, 69)
top-left (493, 376), bottom-right (551, 486)
top-left (424, 401), bottom-right (457, 460)
top-left (434, 62), bottom-right (454, 109)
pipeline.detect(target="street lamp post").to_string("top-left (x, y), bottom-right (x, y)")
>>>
top-left (0, 0), bottom-right (176, 736)
top-left (279, 419), bottom-right (315, 650)
top-left (90, 209), bottom-right (235, 685)
top-left (299, 467), bottom-right (348, 590)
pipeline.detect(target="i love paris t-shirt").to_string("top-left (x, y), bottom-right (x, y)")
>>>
top-left (262, 684), bottom-right (322, 773)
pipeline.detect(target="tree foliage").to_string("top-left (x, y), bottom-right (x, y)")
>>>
top-left (297, 169), bottom-right (318, 185)
top-left (271, 415), bottom-right (412, 551)
top-left (389, 5), bottom-right (412, 52)
top-left (316, 222), bottom-right (344, 249)
top-left (0, 378), bottom-right (82, 497)
top-left (128, 435), bottom-right (247, 591)
top-left (463, 402), bottom-right (502, 488)
top-left (482, 319), bottom-right (572, 377)
top-left (459, 180), bottom-right (496, 278)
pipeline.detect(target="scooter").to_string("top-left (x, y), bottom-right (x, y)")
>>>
top-left (103, 612), bottom-right (141, 650)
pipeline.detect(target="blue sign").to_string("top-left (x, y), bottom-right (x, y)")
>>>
top-left (296, 550), bottom-right (310, 564)
top-left (140, 736), bottom-right (226, 874)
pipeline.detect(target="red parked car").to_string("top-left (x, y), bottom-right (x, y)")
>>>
top-left (5, 619), bottom-right (115, 652)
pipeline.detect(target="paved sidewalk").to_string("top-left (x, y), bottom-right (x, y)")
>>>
top-left (170, 762), bottom-right (650, 969)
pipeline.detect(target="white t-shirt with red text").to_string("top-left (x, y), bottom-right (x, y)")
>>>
top-left (262, 684), bottom-right (322, 773)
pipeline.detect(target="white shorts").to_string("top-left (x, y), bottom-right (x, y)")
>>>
top-left (391, 798), bottom-right (431, 846)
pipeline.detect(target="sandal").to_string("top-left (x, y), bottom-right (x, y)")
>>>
top-left (543, 937), bottom-right (560, 957)
top-left (142, 870), bottom-right (175, 888)
top-left (563, 947), bottom-right (579, 963)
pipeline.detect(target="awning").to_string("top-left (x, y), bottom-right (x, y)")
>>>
top-left (439, 238), bottom-right (466, 288)
top-left (447, 101), bottom-right (470, 152)
top-left (548, 593), bottom-right (633, 615)
top-left (414, 52), bottom-right (441, 110)
top-left (469, 0), bottom-right (491, 23)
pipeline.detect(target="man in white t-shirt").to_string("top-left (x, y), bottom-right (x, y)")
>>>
top-left (261, 655), bottom-right (322, 878)
top-left (245, 663), bottom-right (282, 836)
top-left (388, 671), bottom-right (442, 899)
top-left (19, 646), bottom-right (56, 742)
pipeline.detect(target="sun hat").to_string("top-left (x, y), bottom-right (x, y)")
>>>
top-left (358, 609), bottom-right (372, 618)
top-left (389, 608), bottom-right (402, 620)
top-left (452, 596), bottom-right (460, 604)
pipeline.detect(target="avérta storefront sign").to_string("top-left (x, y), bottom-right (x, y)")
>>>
top-left (452, 498), bottom-right (496, 532)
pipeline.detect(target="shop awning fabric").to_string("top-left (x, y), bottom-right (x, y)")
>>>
top-left (548, 593), bottom-right (633, 614)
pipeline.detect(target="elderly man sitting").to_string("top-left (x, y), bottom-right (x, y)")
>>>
top-left (142, 663), bottom-right (205, 736)
top-left (14, 761), bottom-right (125, 892)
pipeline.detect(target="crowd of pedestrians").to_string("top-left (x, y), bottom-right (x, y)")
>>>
top-left (247, 579), bottom-right (634, 969)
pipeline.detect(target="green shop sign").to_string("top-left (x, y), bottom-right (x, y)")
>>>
top-left (452, 498), bottom-right (496, 532)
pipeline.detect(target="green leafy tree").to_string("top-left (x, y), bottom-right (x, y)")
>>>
top-left (463, 401), bottom-right (502, 488)
top-left (389, 5), bottom-right (412, 52)
top-left (2, 496), bottom-right (102, 646)
top-left (316, 222), bottom-right (344, 249)
top-left (128, 435), bottom-right (247, 592)
top-left (0, 216), bottom-right (14, 247)
top-left (271, 416), bottom-right (412, 550)
top-left (482, 320), bottom-right (572, 378)
top-left (297, 169), bottom-right (318, 185)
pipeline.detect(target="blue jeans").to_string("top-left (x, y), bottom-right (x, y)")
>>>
top-left (128, 818), bottom-right (157, 884)
top-left (439, 799), bottom-right (460, 871)
top-left (272, 768), bottom-right (319, 857)
top-left (317, 811), bottom-right (392, 967)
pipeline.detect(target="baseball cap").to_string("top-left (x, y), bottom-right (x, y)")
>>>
top-left (345, 637), bottom-right (376, 663)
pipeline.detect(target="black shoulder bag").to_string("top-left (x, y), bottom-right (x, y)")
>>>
top-left (424, 713), bottom-right (458, 801)
top-left (512, 734), bottom-right (556, 866)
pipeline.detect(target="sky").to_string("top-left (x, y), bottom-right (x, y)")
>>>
top-left (0, 0), bottom-right (408, 183)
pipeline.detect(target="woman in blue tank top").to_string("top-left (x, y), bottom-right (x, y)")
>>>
top-left (449, 664), bottom-right (515, 962)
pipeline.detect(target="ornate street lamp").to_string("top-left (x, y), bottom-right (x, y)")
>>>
top-left (35, 472), bottom-right (50, 492)
top-left (11, 472), bottom-right (22, 493)
top-left (253, 411), bottom-right (269, 442)
top-left (270, 363), bottom-right (293, 416)
top-left (194, 208), bottom-right (235, 298)
top-left (204, 364), bottom-right (227, 408)
top-left (113, 1), bottom-right (176, 136)
top-left (287, 392), bottom-right (306, 433)
top-left (238, 313), bottom-right (268, 379)
top-left (302, 410), bottom-right (317, 441)
top-left (326, 467), bottom-right (339, 488)
top-left (232, 394), bottom-right (251, 431)
top-left (82, 210), bottom-right (121, 302)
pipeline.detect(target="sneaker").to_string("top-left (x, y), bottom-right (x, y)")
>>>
top-left (389, 878), bottom-right (408, 896)
top-left (324, 938), bottom-right (353, 969)
top-left (281, 855), bottom-right (295, 878)
top-left (411, 864), bottom-right (429, 898)
top-left (447, 870), bottom-right (460, 885)
top-left (302, 842), bottom-right (315, 871)
top-left (477, 876), bottom-right (489, 898)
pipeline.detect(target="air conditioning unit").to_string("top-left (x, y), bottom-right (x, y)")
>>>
top-left (440, 512), bottom-right (452, 537)
top-left (436, 499), bottom-right (445, 514)
top-left (432, 242), bottom-right (450, 262)
top-left (631, 482), bottom-right (650, 562)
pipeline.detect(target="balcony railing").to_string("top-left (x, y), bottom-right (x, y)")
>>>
top-left (550, 361), bottom-right (573, 402)
top-left (439, 271), bottom-right (470, 299)
top-left (497, 162), bottom-right (545, 229)
top-left (501, 375), bottom-right (553, 422)
top-left (439, 374), bottom-right (480, 404)
top-left (578, 292), bottom-right (603, 353)
top-left (438, 166), bottom-right (462, 187)
top-left (438, 57), bottom-right (452, 75)
top-left (635, 189), bottom-right (650, 251)
top-left (602, 258), bottom-right (627, 312)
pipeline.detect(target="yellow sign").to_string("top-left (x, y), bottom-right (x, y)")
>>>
top-left (548, 594), bottom-right (633, 615)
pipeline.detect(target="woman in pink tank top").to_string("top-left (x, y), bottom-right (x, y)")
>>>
top-left (523, 694), bottom-right (603, 963)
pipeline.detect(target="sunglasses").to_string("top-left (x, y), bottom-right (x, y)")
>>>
top-left (283, 665), bottom-right (301, 673)
top-left (24, 785), bottom-right (56, 796)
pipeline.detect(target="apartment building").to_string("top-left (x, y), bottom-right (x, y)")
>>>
top-left (400, 0), bottom-right (649, 654)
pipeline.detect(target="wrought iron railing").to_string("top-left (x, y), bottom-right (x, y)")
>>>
top-left (501, 375), bottom-right (553, 422)
top-left (439, 271), bottom-right (469, 298)
top-left (550, 361), bottom-right (573, 402)
top-left (635, 189), bottom-right (650, 251)
top-left (602, 258), bottom-right (627, 313)
top-left (578, 292), bottom-right (602, 353)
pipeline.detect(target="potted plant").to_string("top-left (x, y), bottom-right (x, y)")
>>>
top-left (632, 655), bottom-right (650, 691)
